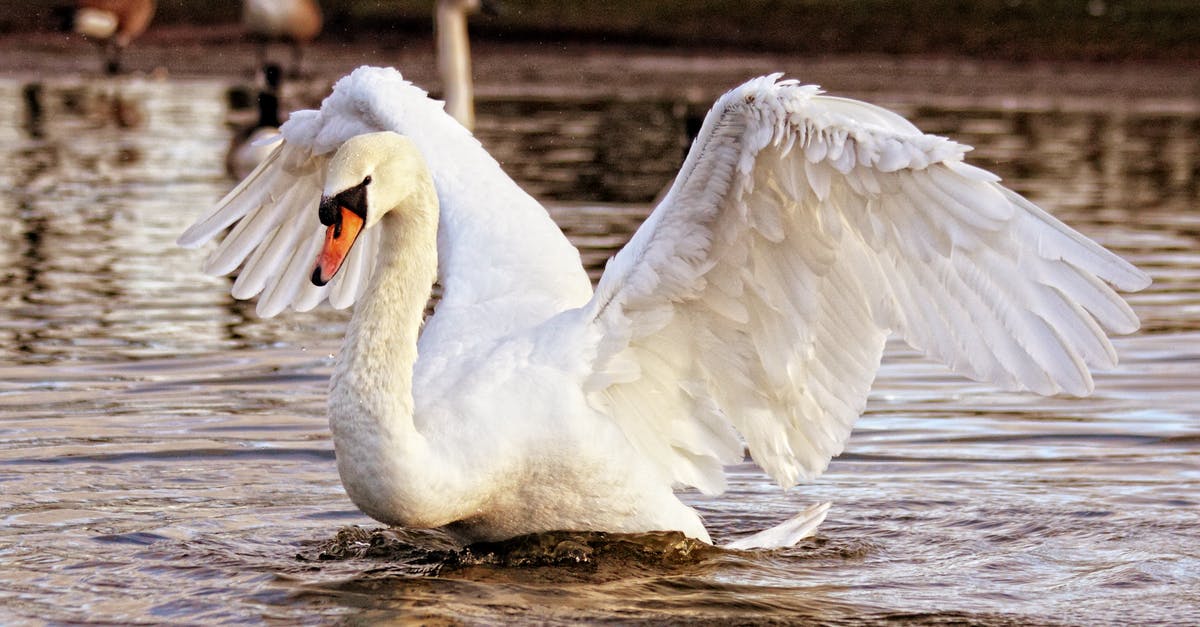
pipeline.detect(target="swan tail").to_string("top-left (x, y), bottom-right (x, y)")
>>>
top-left (724, 501), bottom-right (831, 550)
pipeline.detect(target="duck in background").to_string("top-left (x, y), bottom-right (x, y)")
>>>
top-left (227, 63), bottom-right (284, 180)
top-left (55, 0), bottom-right (156, 74)
top-left (242, 0), bottom-right (323, 78)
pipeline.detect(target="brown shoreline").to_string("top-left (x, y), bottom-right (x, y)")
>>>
top-left (3, 27), bottom-right (1198, 107)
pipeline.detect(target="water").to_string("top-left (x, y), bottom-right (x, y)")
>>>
top-left (0, 71), bottom-right (1198, 625)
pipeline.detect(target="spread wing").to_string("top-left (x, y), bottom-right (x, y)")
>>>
top-left (178, 131), bottom-right (373, 317)
top-left (583, 75), bottom-right (1150, 494)
top-left (177, 72), bottom-right (410, 317)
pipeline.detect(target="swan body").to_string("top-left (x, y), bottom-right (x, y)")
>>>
top-left (180, 67), bottom-right (1149, 547)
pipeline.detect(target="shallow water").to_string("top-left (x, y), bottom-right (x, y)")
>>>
top-left (0, 74), bottom-right (1198, 625)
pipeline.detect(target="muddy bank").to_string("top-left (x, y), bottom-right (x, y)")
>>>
top-left (7, 1), bottom-right (1200, 61)
top-left (3, 27), bottom-right (1199, 109)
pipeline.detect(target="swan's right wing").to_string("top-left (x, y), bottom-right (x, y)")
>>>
top-left (177, 105), bottom-right (384, 317)
top-left (581, 75), bottom-right (1149, 494)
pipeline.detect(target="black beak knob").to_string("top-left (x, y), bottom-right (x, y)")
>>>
top-left (318, 196), bottom-right (339, 226)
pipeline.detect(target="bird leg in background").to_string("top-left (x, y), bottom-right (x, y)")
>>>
top-left (104, 41), bottom-right (121, 75)
top-left (290, 40), bottom-right (306, 79)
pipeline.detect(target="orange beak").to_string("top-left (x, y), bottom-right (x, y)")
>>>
top-left (311, 206), bottom-right (364, 286)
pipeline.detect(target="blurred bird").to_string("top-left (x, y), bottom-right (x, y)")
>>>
top-left (242, 0), bottom-right (323, 77)
top-left (227, 64), bottom-right (284, 180)
top-left (55, 0), bottom-right (156, 74)
top-left (435, 0), bottom-right (497, 130)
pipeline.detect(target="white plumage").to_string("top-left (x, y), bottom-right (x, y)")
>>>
top-left (179, 67), bottom-right (1148, 548)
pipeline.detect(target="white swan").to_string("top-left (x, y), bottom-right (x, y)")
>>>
top-left (179, 67), bottom-right (1149, 549)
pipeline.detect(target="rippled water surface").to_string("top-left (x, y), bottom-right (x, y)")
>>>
top-left (1, 73), bottom-right (1198, 625)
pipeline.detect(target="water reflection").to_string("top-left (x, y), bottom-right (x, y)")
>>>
top-left (0, 75), bottom-right (1197, 625)
top-left (475, 98), bottom-right (692, 203)
top-left (910, 105), bottom-right (1199, 218)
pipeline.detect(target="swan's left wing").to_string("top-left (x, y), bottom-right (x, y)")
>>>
top-left (180, 66), bottom-right (592, 325)
top-left (582, 75), bottom-right (1149, 494)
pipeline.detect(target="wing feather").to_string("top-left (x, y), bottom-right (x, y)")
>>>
top-left (181, 127), bottom-right (336, 317)
top-left (582, 75), bottom-right (1150, 491)
top-left (179, 148), bottom-right (285, 250)
top-left (181, 66), bottom-right (591, 324)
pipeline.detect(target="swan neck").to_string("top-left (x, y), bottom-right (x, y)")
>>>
top-left (435, 2), bottom-right (474, 130)
top-left (327, 182), bottom-right (440, 525)
top-left (330, 176), bottom-right (438, 449)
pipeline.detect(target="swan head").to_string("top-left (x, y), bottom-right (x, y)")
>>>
top-left (312, 131), bottom-right (435, 286)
